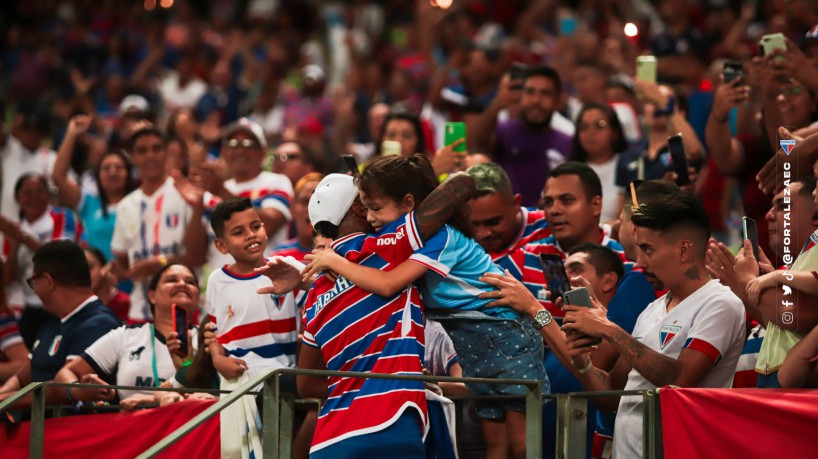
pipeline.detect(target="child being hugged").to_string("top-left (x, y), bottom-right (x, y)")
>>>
top-left (303, 154), bottom-right (550, 457)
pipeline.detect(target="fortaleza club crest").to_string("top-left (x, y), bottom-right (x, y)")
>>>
top-left (659, 325), bottom-right (682, 350)
top-left (780, 139), bottom-right (796, 155)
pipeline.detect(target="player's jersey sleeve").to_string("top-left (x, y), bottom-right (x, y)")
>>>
top-left (81, 325), bottom-right (126, 375)
top-left (683, 294), bottom-right (746, 365)
top-left (403, 212), bottom-right (451, 277)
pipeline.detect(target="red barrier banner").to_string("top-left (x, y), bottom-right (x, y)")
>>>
top-left (660, 387), bottom-right (818, 459)
top-left (0, 399), bottom-right (219, 458)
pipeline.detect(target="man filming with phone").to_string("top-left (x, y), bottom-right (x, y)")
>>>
top-left (488, 192), bottom-right (746, 458)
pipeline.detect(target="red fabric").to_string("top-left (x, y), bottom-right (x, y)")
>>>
top-left (0, 399), bottom-right (219, 458)
top-left (661, 387), bottom-right (818, 459)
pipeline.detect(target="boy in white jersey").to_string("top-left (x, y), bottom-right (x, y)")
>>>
top-left (110, 126), bottom-right (207, 323)
top-left (206, 197), bottom-right (299, 380)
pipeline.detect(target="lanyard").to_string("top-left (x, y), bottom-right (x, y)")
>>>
top-left (149, 324), bottom-right (160, 387)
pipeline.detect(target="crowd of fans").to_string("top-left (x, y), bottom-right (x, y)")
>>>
top-left (2, 0), bottom-right (818, 458)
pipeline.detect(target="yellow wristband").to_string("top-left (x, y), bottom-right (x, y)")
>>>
top-left (438, 173), bottom-right (449, 183)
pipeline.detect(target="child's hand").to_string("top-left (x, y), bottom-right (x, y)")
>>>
top-left (302, 249), bottom-right (345, 281)
top-left (255, 258), bottom-right (302, 294)
top-left (746, 272), bottom-right (777, 305)
top-left (213, 354), bottom-right (248, 380)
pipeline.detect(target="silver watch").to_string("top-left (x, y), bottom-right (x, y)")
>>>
top-left (531, 309), bottom-right (553, 329)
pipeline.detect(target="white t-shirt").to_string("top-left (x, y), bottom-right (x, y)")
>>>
top-left (82, 323), bottom-right (178, 399)
top-left (423, 319), bottom-right (458, 377)
top-left (205, 171), bottom-right (294, 268)
top-left (588, 155), bottom-right (624, 224)
top-left (111, 178), bottom-right (194, 322)
top-left (613, 280), bottom-right (746, 458)
top-left (205, 258), bottom-right (300, 383)
top-left (0, 136), bottom-right (56, 221)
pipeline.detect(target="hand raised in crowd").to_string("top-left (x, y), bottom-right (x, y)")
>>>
top-left (212, 354), bottom-right (248, 380)
top-left (66, 114), bottom-right (93, 137)
top-left (756, 126), bottom-right (818, 195)
top-left (661, 166), bottom-right (698, 193)
top-left (431, 138), bottom-right (467, 176)
top-left (302, 249), bottom-right (347, 282)
top-left (633, 79), bottom-right (670, 107)
top-left (764, 38), bottom-right (818, 87)
top-left (712, 78), bottom-right (750, 121)
top-left (172, 169), bottom-right (205, 210)
top-left (491, 75), bottom-right (522, 110)
top-left (71, 373), bottom-right (116, 402)
top-left (0, 214), bottom-right (23, 241)
top-left (706, 238), bottom-right (740, 291)
top-left (192, 161), bottom-right (227, 197)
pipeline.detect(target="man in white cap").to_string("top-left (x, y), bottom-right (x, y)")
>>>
top-left (196, 117), bottom-right (294, 267)
top-left (287, 171), bottom-right (476, 458)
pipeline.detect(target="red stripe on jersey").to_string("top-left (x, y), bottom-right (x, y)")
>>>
top-left (208, 314), bottom-right (217, 324)
top-left (50, 210), bottom-right (66, 240)
top-left (218, 318), bottom-right (298, 344)
top-left (684, 338), bottom-right (721, 364)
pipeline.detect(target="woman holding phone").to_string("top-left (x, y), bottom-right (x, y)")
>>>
top-left (54, 264), bottom-right (199, 404)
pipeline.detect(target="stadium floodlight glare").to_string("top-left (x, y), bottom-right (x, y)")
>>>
top-left (431, 0), bottom-right (454, 9)
top-left (624, 23), bottom-right (638, 37)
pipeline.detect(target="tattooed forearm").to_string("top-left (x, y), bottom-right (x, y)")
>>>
top-left (416, 172), bottom-right (477, 240)
top-left (683, 266), bottom-right (701, 280)
top-left (610, 327), bottom-right (681, 387)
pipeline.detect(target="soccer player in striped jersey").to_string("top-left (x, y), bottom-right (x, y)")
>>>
top-left (302, 156), bottom-right (567, 459)
top-left (278, 170), bottom-right (478, 458)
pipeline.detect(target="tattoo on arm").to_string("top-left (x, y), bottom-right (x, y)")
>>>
top-left (416, 173), bottom-right (476, 240)
top-left (610, 327), bottom-right (681, 387)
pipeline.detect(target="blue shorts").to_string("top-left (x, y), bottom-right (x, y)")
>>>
top-left (430, 310), bottom-right (549, 420)
top-left (309, 410), bottom-right (425, 459)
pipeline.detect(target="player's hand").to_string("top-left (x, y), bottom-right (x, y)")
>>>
top-left (213, 354), bottom-right (248, 380)
top-left (255, 258), bottom-right (302, 294)
top-left (478, 269), bottom-right (540, 314)
top-left (302, 249), bottom-right (346, 281)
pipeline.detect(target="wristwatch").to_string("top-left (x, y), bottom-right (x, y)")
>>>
top-left (531, 309), bottom-right (553, 329)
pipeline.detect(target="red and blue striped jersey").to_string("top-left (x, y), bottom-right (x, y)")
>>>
top-left (489, 208), bottom-right (553, 313)
top-left (523, 227), bottom-right (625, 318)
top-left (302, 216), bottom-right (429, 453)
top-left (0, 313), bottom-right (22, 352)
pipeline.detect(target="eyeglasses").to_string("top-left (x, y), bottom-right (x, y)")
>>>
top-left (578, 119), bottom-right (610, 131)
top-left (224, 138), bottom-right (259, 149)
top-left (779, 85), bottom-right (805, 99)
top-left (276, 151), bottom-right (303, 163)
top-left (26, 273), bottom-right (45, 289)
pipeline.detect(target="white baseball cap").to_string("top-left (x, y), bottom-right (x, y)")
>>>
top-left (223, 117), bottom-right (268, 150)
top-left (119, 94), bottom-right (150, 115)
top-left (309, 174), bottom-right (359, 227)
